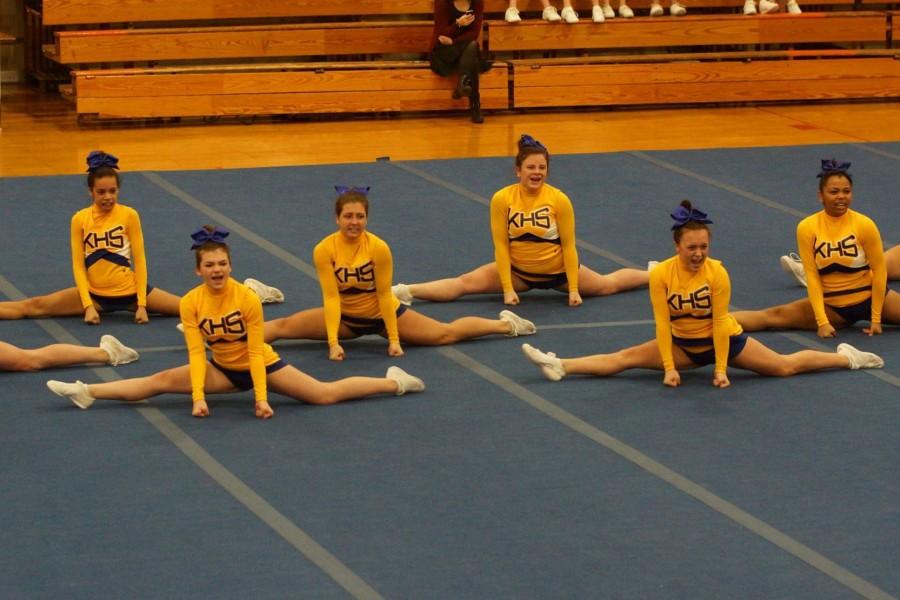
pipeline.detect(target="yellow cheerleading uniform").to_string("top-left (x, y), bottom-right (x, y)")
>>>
top-left (649, 256), bottom-right (743, 374)
top-left (70, 203), bottom-right (148, 309)
top-left (796, 209), bottom-right (886, 327)
top-left (179, 278), bottom-right (279, 404)
top-left (490, 183), bottom-right (580, 294)
top-left (313, 231), bottom-right (400, 348)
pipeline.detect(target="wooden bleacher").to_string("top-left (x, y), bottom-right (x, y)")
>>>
top-left (34, 0), bottom-right (900, 121)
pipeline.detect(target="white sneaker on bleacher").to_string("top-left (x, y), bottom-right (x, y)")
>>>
top-left (786, 0), bottom-right (801, 13)
top-left (743, 0), bottom-right (758, 14)
top-left (505, 7), bottom-right (522, 22)
top-left (618, 4), bottom-right (634, 17)
top-left (603, 4), bottom-right (616, 17)
top-left (592, 5), bottom-right (606, 21)
top-left (560, 6), bottom-right (579, 22)
top-left (759, 0), bottom-right (779, 12)
top-left (542, 6), bottom-right (562, 21)
top-left (649, 2), bottom-right (664, 16)
top-left (670, 2), bottom-right (687, 15)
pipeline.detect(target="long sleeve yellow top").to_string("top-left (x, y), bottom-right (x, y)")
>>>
top-left (649, 256), bottom-right (742, 374)
top-left (70, 203), bottom-right (148, 309)
top-left (796, 209), bottom-right (886, 326)
top-left (490, 183), bottom-right (580, 294)
top-left (313, 231), bottom-right (400, 347)
top-left (179, 278), bottom-right (279, 404)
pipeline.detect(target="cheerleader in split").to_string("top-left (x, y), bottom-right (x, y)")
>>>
top-left (262, 187), bottom-right (536, 361)
top-left (735, 160), bottom-right (900, 338)
top-left (47, 226), bottom-right (424, 419)
top-left (0, 151), bottom-right (282, 325)
top-left (522, 201), bottom-right (883, 387)
top-left (392, 135), bottom-right (651, 309)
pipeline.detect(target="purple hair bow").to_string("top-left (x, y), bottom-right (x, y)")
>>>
top-left (190, 227), bottom-right (230, 250)
top-left (519, 134), bottom-right (547, 151)
top-left (670, 206), bottom-right (713, 230)
top-left (817, 159), bottom-right (851, 179)
top-left (86, 151), bottom-right (119, 172)
top-left (334, 186), bottom-right (370, 196)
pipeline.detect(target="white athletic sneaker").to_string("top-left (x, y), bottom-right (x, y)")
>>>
top-left (837, 343), bottom-right (884, 370)
top-left (786, 0), bottom-right (801, 13)
top-left (591, 5), bottom-right (605, 22)
top-left (542, 5), bottom-right (562, 21)
top-left (743, 0), bottom-right (757, 14)
top-left (499, 309), bottom-right (537, 337)
top-left (618, 4), bottom-right (634, 17)
top-left (522, 343), bottom-right (566, 381)
top-left (560, 6), bottom-right (579, 22)
top-left (603, 4), bottom-right (616, 18)
top-left (243, 278), bottom-right (285, 304)
top-left (392, 283), bottom-right (413, 306)
top-left (47, 380), bottom-right (95, 409)
top-left (386, 366), bottom-right (426, 395)
top-left (759, 0), bottom-right (779, 12)
top-left (505, 6), bottom-right (522, 22)
top-left (649, 2), bottom-right (664, 16)
top-left (779, 252), bottom-right (807, 288)
top-left (670, 1), bottom-right (687, 15)
top-left (647, 260), bottom-right (660, 272)
top-left (100, 335), bottom-right (139, 366)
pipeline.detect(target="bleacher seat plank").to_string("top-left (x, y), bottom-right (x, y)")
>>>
top-left (53, 22), bottom-right (434, 64)
top-left (72, 63), bottom-right (509, 118)
top-left (42, 0), bottom-right (853, 25)
top-left (511, 57), bottom-right (900, 106)
top-left (487, 13), bottom-right (886, 51)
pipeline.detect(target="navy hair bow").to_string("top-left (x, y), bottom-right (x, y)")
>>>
top-left (86, 151), bottom-right (119, 172)
top-left (817, 159), bottom-right (851, 179)
top-left (670, 206), bottom-right (713, 230)
top-left (519, 134), bottom-right (547, 151)
top-left (334, 186), bottom-right (371, 196)
top-left (190, 226), bottom-right (230, 250)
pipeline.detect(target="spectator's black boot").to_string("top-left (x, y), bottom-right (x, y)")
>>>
top-left (469, 94), bottom-right (483, 124)
top-left (453, 75), bottom-right (473, 99)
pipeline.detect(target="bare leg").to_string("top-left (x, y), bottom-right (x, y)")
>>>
top-left (732, 298), bottom-right (836, 332)
top-left (264, 307), bottom-right (355, 343)
top-left (576, 265), bottom-right (649, 297)
top-left (266, 365), bottom-right (397, 404)
top-left (87, 364), bottom-right (235, 402)
top-left (0, 287), bottom-right (84, 320)
top-left (886, 246), bottom-right (900, 280)
top-left (145, 288), bottom-right (182, 316)
top-left (0, 340), bottom-right (108, 372)
top-left (562, 339), bottom-right (696, 376)
top-left (396, 309), bottom-right (511, 345)
top-left (407, 263), bottom-right (512, 302)
top-left (730, 337), bottom-right (848, 375)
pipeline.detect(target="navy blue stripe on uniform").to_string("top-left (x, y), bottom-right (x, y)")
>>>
top-left (85, 249), bottom-right (131, 269)
top-left (509, 233), bottom-right (561, 245)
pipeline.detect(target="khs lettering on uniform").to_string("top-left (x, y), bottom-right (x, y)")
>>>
top-left (199, 310), bottom-right (245, 337)
top-left (815, 235), bottom-right (858, 260)
top-left (508, 207), bottom-right (551, 230)
top-left (83, 226), bottom-right (126, 250)
top-left (334, 261), bottom-right (375, 285)
top-left (667, 285), bottom-right (712, 312)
